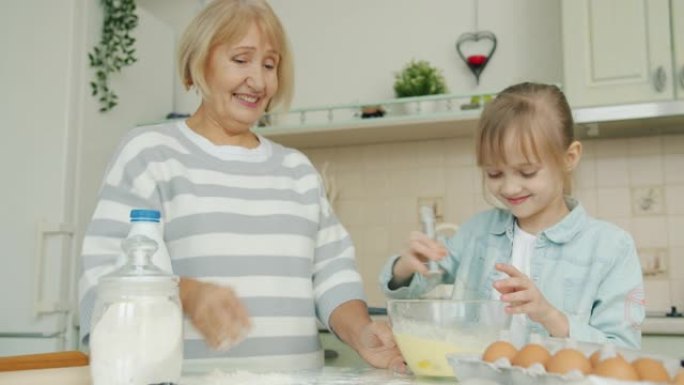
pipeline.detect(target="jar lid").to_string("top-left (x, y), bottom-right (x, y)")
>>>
top-left (98, 274), bottom-right (178, 293)
top-left (99, 274), bottom-right (178, 284)
top-left (100, 235), bottom-right (174, 282)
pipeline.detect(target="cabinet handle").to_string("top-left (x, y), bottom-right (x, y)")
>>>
top-left (34, 222), bottom-right (74, 316)
top-left (679, 66), bottom-right (684, 90)
top-left (653, 66), bottom-right (667, 92)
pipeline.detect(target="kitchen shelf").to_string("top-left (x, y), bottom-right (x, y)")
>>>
top-left (254, 94), bottom-right (684, 149)
top-left (253, 92), bottom-right (488, 149)
top-left (573, 100), bottom-right (684, 139)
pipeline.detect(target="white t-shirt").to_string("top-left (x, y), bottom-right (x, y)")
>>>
top-left (492, 222), bottom-right (537, 346)
top-left (178, 121), bottom-right (271, 162)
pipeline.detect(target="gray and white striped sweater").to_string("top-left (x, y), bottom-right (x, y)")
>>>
top-left (79, 121), bottom-right (365, 370)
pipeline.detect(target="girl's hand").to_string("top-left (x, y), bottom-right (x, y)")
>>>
top-left (391, 231), bottom-right (447, 287)
top-left (493, 263), bottom-right (569, 337)
top-left (180, 277), bottom-right (252, 350)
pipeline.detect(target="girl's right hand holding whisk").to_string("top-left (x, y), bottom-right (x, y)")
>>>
top-left (389, 231), bottom-right (447, 289)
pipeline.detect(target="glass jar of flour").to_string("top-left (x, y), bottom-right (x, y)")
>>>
top-left (89, 233), bottom-right (183, 385)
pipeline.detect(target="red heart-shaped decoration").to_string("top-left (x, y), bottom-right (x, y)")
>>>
top-left (455, 31), bottom-right (497, 84)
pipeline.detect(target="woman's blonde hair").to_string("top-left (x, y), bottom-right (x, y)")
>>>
top-left (476, 82), bottom-right (575, 195)
top-left (177, 0), bottom-right (294, 112)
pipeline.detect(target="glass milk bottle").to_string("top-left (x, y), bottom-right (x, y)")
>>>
top-left (89, 233), bottom-right (183, 385)
top-left (126, 209), bottom-right (173, 273)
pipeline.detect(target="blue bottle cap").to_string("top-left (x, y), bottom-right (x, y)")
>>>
top-left (130, 209), bottom-right (161, 222)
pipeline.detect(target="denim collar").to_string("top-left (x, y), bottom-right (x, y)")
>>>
top-left (489, 197), bottom-right (586, 244)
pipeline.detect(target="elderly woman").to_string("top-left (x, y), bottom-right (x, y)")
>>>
top-left (79, 0), bottom-right (404, 372)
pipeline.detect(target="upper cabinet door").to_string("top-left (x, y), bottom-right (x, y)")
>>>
top-left (562, 0), bottom-right (674, 107)
top-left (673, 0), bottom-right (684, 99)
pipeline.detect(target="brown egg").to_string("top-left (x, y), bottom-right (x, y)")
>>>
top-left (546, 348), bottom-right (591, 375)
top-left (589, 350), bottom-right (602, 367)
top-left (672, 368), bottom-right (684, 385)
top-left (632, 357), bottom-right (670, 382)
top-left (482, 340), bottom-right (518, 363)
top-left (593, 357), bottom-right (639, 381)
top-left (511, 343), bottom-right (551, 368)
top-left (589, 349), bottom-right (623, 367)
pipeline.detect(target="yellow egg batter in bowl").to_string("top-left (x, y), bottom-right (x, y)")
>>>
top-left (388, 299), bottom-right (511, 377)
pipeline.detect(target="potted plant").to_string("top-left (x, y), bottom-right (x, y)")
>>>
top-left (393, 59), bottom-right (448, 114)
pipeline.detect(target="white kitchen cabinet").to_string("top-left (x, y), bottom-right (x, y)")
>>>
top-left (673, 0), bottom-right (684, 99)
top-left (641, 335), bottom-right (684, 359)
top-left (561, 0), bottom-right (675, 107)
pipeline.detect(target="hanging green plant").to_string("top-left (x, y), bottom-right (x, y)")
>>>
top-left (88, 0), bottom-right (139, 112)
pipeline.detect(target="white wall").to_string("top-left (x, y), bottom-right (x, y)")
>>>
top-left (1, 0), bottom-right (80, 269)
top-left (75, 6), bottom-right (176, 247)
top-left (1, 0), bottom-right (178, 352)
top-left (273, 0), bottom-right (562, 107)
top-left (139, 0), bottom-right (562, 113)
top-left (0, 0), bottom-right (84, 352)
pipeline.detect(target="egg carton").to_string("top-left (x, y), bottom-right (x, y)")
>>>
top-left (446, 337), bottom-right (681, 385)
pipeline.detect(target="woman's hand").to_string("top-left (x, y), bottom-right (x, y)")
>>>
top-left (493, 263), bottom-right (569, 337)
top-left (329, 300), bottom-right (406, 373)
top-left (355, 321), bottom-right (407, 373)
top-left (391, 231), bottom-right (447, 287)
top-left (179, 277), bottom-right (251, 350)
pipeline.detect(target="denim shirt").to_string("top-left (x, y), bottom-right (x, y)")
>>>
top-left (379, 199), bottom-right (644, 349)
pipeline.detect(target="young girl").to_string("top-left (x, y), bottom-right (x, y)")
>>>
top-left (379, 82), bottom-right (644, 349)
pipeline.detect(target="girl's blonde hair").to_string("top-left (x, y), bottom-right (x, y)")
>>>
top-left (476, 82), bottom-right (575, 195)
top-left (177, 0), bottom-right (294, 112)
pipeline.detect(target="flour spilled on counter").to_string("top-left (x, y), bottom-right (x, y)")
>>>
top-left (182, 368), bottom-right (434, 385)
top-left (188, 369), bottom-right (299, 385)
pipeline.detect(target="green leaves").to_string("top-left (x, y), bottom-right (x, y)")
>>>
top-left (88, 0), bottom-right (138, 112)
top-left (393, 60), bottom-right (448, 98)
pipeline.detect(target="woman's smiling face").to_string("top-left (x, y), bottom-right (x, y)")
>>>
top-left (202, 22), bottom-right (279, 132)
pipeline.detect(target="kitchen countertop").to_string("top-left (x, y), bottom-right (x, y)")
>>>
top-left (182, 367), bottom-right (485, 385)
top-left (0, 366), bottom-right (90, 385)
top-left (642, 316), bottom-right (684, 335)
top-left (0, 365), bottom-right (488, 385)
top-left (0, 362), bottom-right (498, 385)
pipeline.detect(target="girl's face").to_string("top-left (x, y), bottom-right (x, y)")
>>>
top-left (203, 22), bottom-right (279, 133)
top-left (483, 151), bottom-right (567, 233)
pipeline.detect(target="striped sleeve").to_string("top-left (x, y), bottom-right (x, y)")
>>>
top-left (311, 173), bottom-right (366, 330)
top-left (78, 127), bottom-right (170, 342)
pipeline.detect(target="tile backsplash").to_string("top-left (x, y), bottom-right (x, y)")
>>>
top-left (302, 134), bottom-right (684, 311)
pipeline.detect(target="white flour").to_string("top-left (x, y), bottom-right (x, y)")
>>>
top-left (196, 370), bottom-right (299, 385)
top-left (90, 298), bottom-right (183, 385)
top-left (183, 368), bottom-right (446, 385)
